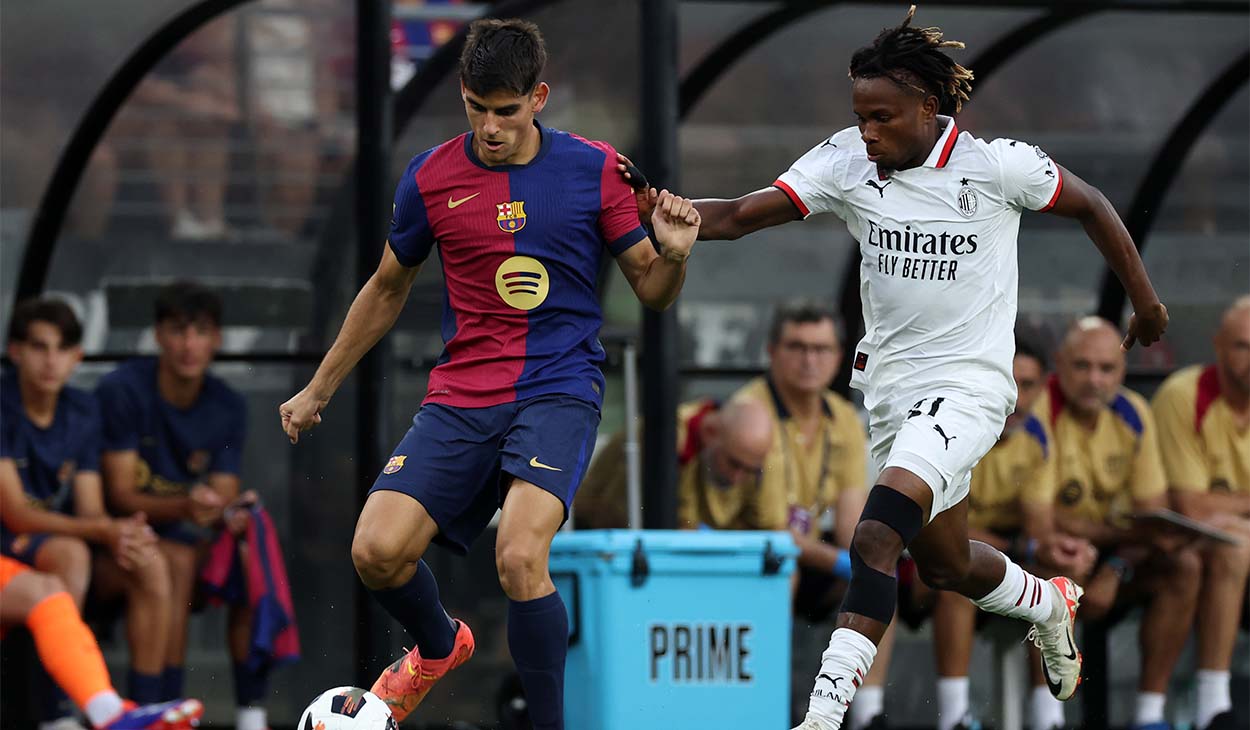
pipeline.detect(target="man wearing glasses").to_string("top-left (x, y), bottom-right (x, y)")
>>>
top-left (731, 300), bottom-right (894, 730)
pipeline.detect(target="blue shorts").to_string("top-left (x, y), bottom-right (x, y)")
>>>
top-left (369, 394), bottom-right (601, 554)
top-left (0, 531), bottom-right (51, 565)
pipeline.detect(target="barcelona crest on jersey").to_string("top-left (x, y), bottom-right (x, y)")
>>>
top-left (497, 200), bottom-right (527, 233)
top-left (383, 455), bottom-right (407, 475)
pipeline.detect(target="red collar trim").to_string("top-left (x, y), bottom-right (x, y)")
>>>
top-left (678, 400), bottom-right (719, 466)
top-left (934, 120), bottom-right (959, 168)
top-left (1047, 373), bottom-right (1067, 427)
top-left (1195, 364), bottom-right (1222, 432)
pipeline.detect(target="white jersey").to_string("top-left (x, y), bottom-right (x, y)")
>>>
top-left (774, 116), bottom-right (1063, 415)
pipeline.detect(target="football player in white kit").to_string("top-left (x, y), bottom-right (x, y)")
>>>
top-left (621, 6), bottom-right (1169, 730)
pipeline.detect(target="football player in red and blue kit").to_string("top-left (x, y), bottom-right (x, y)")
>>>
top-left (280, 18), bottom-right (701, 729)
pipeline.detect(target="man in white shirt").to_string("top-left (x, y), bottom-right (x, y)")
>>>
top-left (621, 7), bottom-right (1168, 730)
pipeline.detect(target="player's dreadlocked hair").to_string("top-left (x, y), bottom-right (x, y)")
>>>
top-left (848, 5), bottom-right (974, 115)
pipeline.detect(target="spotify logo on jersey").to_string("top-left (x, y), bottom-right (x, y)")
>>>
top-left (495, 256), bottom-right (550, 310)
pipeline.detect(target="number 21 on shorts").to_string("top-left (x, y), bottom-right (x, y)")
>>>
top-left (907, 397), bottom-right (945, 419)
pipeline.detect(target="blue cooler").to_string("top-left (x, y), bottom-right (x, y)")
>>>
top-left (550, 530), bottom-right (798, 729)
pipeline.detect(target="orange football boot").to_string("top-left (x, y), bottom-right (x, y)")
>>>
top-left (370, 620), bottom-right (475, 722)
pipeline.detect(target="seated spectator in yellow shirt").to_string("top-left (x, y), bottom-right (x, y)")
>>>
top-left (674, 398), bottom-right (777, 530)
top-left (1151, 296), bottom-right (1250, 730)
top-left (574, 398), bottom-right (773, 530)
top-left (1040, 317), bottom-right (1199, 730)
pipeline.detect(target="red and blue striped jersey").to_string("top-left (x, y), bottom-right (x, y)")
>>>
top-left (390, 122), bottom-right (647, 409)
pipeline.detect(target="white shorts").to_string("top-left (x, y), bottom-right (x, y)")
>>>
top-left (868, 390), bottom-right (1007, 523)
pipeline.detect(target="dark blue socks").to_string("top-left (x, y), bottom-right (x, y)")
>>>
top-left (233, 661), bottom-right (270, 707)
top-left (369, 560), bottom-right (456, 659)
top-left (507, 591), bottom-right (568, 730)
top-left (128, 669), bottom-right (163, 704)
top-left (160, 665), bottom-right (184, 702)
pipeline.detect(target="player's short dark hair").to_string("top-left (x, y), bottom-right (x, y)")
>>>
top-left (849, 5), bottom-right (974, 115)
top-left (154, 280), bottom-right (222, 328)
top-left (459, 18), bottom-right (547, 97)
top-left (768, 299), bottom-right (843, 346)
top-left (1014, 333), bottom-right (1049, 372)
top-left (8, 297), bottom-right (83, 347)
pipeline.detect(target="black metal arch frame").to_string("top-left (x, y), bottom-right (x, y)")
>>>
top-left (1096, 51), bottom-right (1249, 322)
top-left (678, 0), bottom-right (1242, 116)
top-left (17, 0), bottom-right (1249, 342)
top-left (675, 1), bottom-right (1248, 391)
top-left (16, 0), bottom-right (253, 303)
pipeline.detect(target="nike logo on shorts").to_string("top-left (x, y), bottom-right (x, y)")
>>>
top-left (529, 456), bottom-right (562, 472)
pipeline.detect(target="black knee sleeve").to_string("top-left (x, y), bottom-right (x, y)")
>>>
top-left (859, 484), bottom-right (924, 546)
top-left (840, 546), bottom-right (897, 624)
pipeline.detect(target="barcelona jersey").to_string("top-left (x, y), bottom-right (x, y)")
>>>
top-left (389, 121), bottom-right (647, 409)
top-left (0, 372), bottom-right (102, 515)
top-left (96, 358), bottom-right (246, 497)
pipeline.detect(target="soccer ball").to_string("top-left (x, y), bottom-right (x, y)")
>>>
top-left (299, 687), bottom-right (397, 730)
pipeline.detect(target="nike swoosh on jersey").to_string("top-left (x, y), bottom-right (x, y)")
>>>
top-left (447, 192), bottom-right (480, 208)
top-left (529, 457), bottom-right (563, 472)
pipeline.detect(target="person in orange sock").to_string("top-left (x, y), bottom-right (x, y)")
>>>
top-left (0, 556), bottom-right (203, 729)
top-left (3, 297), bottom-right (173, 724)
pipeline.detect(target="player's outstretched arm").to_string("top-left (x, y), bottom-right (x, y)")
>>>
top-left (280, 244), bottom-right (420, 443)
top-left (691, 188), bottom-right (803, 241)
top-left (1045, 165), bottom-right (1168, 350)
top-left (615, 190), bottom-right (701, 311)
top-left (616, 153), bottom-right (801, 241)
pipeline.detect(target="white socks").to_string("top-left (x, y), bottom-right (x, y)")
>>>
top-left (937, 677), bottom-right (970, 730)
top-left (939, 679), bottom-right (1064, 730)
top-left (850, 685), bottom-right (884, 730)
top-left (804, 628), bottom-right (879, 729)
top-left (1134, 691), bottom-right (1166, 726)
top-left (1195, 670), bottom-right (1231, 730)
top-left (83, 690), bottom-right (125, 729)
top-left (236, 706), bottom-right (267, 730)
top-left (1031, 685), bottom-right (1065, 730)
top-left (971, 553), bottom-right (1061, 625)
